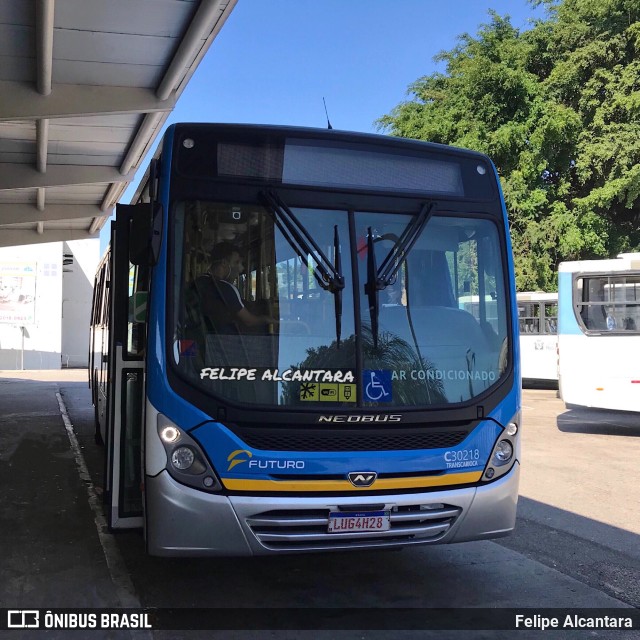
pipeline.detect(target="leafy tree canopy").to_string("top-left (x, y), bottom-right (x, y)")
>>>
top-left (378, 0), bottom-right (640, 291)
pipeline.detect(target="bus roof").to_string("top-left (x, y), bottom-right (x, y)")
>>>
top-left (558, 253), bottom-right (640, 273)
top-left (516, 291), bottom-right (558, 302)
top-left (168, 122), bottom-right (493, 162)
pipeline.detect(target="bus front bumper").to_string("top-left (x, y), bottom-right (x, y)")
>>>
top-left (144, 462), bottom-right (520, 556)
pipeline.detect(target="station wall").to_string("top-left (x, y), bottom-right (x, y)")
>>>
top-left (0, 239), bottom-right (99, 370)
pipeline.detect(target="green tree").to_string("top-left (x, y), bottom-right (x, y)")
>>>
top-left (378, 0), bottom-right (640, 291)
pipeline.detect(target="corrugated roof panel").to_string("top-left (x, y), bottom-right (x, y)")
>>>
top-left (0, 121), bottom-right (36, 140)
top-left (48, 122), bottom-right (133, 144)
top-left (0, 139), bottom-right (37, 153)
top-left (0, 57), bottom-right (36, 82)
top-left (48, 154), bottom-right (125, 166)
top-left (53, 114), bottom-right (140, 127)
top-left (46, 184), bottom-right (110, 198)
top-left (0, 152), bottom-right (36, 164)
top-left (0, 183), bottom-right (108, 204)
top-left (0, 191), bottom-right (37, 204)
top-left (55, 0), bottom-right (198, 37)
top-left (53, 60), bottom-right (166, 88)
top-left (39, 219), bottom-right (93, 230)
top-left (54, 31), bottom-right (182, 66)
top-left (0, 24), bottom-right (34, 57)
top-left (0, 0), bottom-right (33, 24)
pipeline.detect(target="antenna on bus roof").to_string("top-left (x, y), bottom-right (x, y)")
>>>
top-left (323, 97), bottom-right (333, 130)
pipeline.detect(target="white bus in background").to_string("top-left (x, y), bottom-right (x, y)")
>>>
top-left (517, 292), bottom-right (558, 384)
top-left (558, 253), bottom-right (640, 412)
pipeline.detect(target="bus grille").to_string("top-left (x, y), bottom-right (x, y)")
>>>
top-left (226, 427), bottom-right (470, 452)
top-left (245, 503), bottom-right (462, 551)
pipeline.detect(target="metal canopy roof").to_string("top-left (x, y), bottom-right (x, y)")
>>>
top-left (0, 0), bottom-right (236, 248)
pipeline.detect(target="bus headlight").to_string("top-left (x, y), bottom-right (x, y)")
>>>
top-left (161, 425), bottom-right (180, 443)
top-left (492, 440), bottom-right (513, 466)
top-left (482, 413), bottom-right (520, 482)
top-left (157, 414), bottom-right (222, 492)
top-left (171, 446), bottom-right (195, 470)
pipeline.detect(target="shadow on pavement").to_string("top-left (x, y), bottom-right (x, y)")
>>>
top-left (557, 407), bottom-right (640, 437)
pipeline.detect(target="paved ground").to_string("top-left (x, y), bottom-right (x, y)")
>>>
top-left (0, 370), bottom-right (121, 606)
top-left (0, 371), bottom-right (638, 639)
top-left (0, 370), bottom-right (135, 638)
top-left (519, 388), bottom-right (640, 539)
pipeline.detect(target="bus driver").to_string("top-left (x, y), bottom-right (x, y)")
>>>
top-left (196, 242), bottom-right (273, 334)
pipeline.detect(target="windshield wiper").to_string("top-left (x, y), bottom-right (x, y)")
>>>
top-left (364, 227), bottom-right (380, 348)
top-left (364, 202), bottom-right (435, 348)
top-left (260, 190), bottom-right (345, 346)
top-left (333, 224), bottom-right (343, 347)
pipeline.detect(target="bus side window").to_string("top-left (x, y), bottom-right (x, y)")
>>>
top-left (518, 302), bottom-right (539, 334)
top-left (544, 303), bottom-right (557, 334)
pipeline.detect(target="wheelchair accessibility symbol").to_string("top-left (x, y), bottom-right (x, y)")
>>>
top-left (363, 370), bottom-right (392, 402)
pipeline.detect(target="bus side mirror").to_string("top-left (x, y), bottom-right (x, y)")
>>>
top-left (119, 202), bottom-right (164, 266)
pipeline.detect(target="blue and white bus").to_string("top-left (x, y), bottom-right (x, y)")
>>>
top-left (558, 253), bottom-right (640, 412)
top-left (89, 123), bottom-right (521, 556)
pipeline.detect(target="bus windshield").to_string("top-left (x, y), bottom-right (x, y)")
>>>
top-left (171, 200), bottom-right (509, 408)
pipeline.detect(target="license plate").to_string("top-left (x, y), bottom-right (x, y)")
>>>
top-left (327, 510), bottom-right (391, 533)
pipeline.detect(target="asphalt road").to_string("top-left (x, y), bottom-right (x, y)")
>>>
top-left (68, 377), bottom-right (640, 639)
top-left (2, 372), bottom-right (639, 639)
top-left (497, 387), bottom-right (640, 610)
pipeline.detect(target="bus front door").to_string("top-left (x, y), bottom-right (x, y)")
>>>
top-left (104, 208), bottom-right (147, 530)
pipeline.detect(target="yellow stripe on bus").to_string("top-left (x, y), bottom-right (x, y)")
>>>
top-left (222, 471), bottom-right (482, 492)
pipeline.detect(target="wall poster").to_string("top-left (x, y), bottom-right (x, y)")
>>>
top-left (0, 262), bottom-right (37, 325)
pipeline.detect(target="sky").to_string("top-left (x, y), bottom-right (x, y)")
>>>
top-left (101, 0), bottom-right (545, 251)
